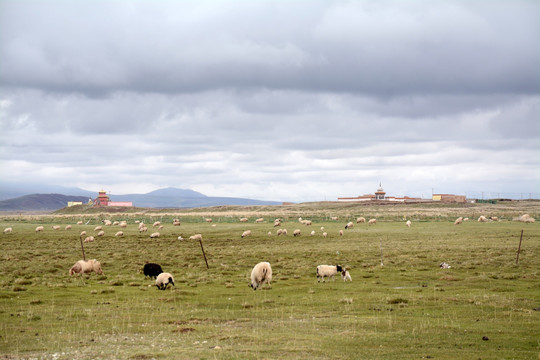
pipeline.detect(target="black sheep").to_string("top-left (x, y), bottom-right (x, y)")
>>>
top-left (143, 263), bottom-right (163, 278)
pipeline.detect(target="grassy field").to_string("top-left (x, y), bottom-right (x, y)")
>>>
top-left (0, 202), bottom-right (539, 359)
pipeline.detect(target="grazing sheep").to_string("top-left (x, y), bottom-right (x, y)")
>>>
top-left (240, 217), bottom-right (249, 222)
top-left (439, 262), bottom-right (451, 269)
top-left (454, 217), bottom-right (463, 225)
top-left (301, 220), bottom-right (312, 226)
top-left (115, 231), bottom-right (124, 237)
top-left (331, 216), bottom-right (338, 221)
top-left (241, 230), bottom-right (252, 238)
top-left (153, 221), bottom-right (161, 227)
top-left (406, 220), bottom-right (411, 228)
top-left (310, 230), bottom-right (315, 236)
top-left (143, 262), bottom-right (163, 278)
top-left (273, 220), bottom-right (281, 227)
top-left (65, 225), bottom-right (72, 230)
top-left (69, 259), bottom-right (103, 276)
top-left (478, 216), bottom-right (488, 222)
top-left (276, 229), bottom-right (283, 236)
top-left (158, 225), bottom-right (164, 230)
top-left (76, 221), bottom-right (83, 225)
top-left (94, 226), bottom-right (103, 231)
top-left (249, 262), bottom-right (272, 290)
top-left (35, 226), bottom-right (44, 232)
top-left (267, 231), bottom-right (272, 236)
top-left (80, 230), bottom-right (87, 237)
top-left (282, 229), bottom-right (288, 236)
top-left (172, 219), bottom-right (181, 226)
top-left (177, 236), bottom-right (184, 240)
top-left (489, 216), bottom-right (499, 222)
top-left (345, 222), bottom-right (354, 229)
top-left (356, 217), bottom-right (366, 223)
top-left (519, 214), bottom-right (535, 223)
top-left (4, 227), bottom-right (13, 234)
top-left (97, 230), bottom-right (105, 237)
top-left (138, 222), bottom-right (145, 229)
top-left (84, 236), bottom-right (95, 243)
top-left (205, 218), bottom-right (212, 223)
top-left (293, 229), bottom-right (301, 237)
top-left (320, 226), bottom-right (324, 231)
top-left (155, 272), bottom-right (175, 290)
top-left (113, 221), bottom-right (120, 226)
top-left (150, 232), bottom-right (160, 238)
top-left (316, 265), bottom-right (343, 282)
top-left (189, 234), bottom-right (203, 241)
top-left (119, 222), bottom-right (127, 228)
top-left (139, 226), bottom-right (148, 233)
top-left (464, 218), bottom-right (469, 222)
top-left (339, 230), bottom-right (343, 236)
top-left (341, 270), bottom-right (352, 282)
top-left (368, 219), bottom-right (377, 225)
top-left (103, 220), bottom-right (112, 226)
top-left (255, 218), bottom-right (264, 223)
top-left (322, 232), bottom-right (328, 238)
top-left (52, 225), bottom-right (61, 231)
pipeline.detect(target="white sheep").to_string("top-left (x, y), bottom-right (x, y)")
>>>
top-left (454, 217), bottom-right (463, 225)
top-left (519, 214), bottom-right (535, 223)
top-left (150, 232), bottom-right (160, 238)
top-left (276, 229), bottom-right (283, 236)
top-left (94, 226), bottom-right (103, 231)
top-left (153, 221), bottom-right (161, 227)
top-left (158, 225), bottom-right (164, 230)
top-left (76, 221), bottom-right (83, 225)
top-left (177, 236), bottom-right (184, 240)
top-left (282, 229), bottom-right (288, 236)
top-left (189, 234), bottom-right (203, 241)
top-left (310, 230), bottom-right (316, 236)
top-left (3, 227), bottom-right (13, 234)
top-left (138, 222), bottom-right (145, 229)
top-left (316, 265), bottom-right (343, 282)
top-left (331, 216), bottom-right (338, 221)
top-left (322, 232), bottom-right (328, 238)
top-left (80, 231), bottom-right (87, 237)
top-left (139, 226), bottom-right (148, 233)
top-left (356, 217), bottom-right (366, 223)
top-left (35, 226), bottom-right (44, 232)
top-left (119, 222), bottom-right (127, 228)
top-left (241, 230), bottom-right (252, 238)
top-left (341, 270), bottom-right (352, 282)
top-left (115, 231), bottom-right (124, 237)
top-left (97, 230), bottom-right (105, 237)
top-left (273, 220), bottom-right (281, 227)
top-left (205, 218), bottom-right (212, 223)
top-left (65, 225), bottom-right (72, 230)
top-left (249, 262), bottom-right (272, 290)
top-left (52, 225), bottom-right (61, 231)
top-left (368, 219), bottom-right (377, 225)
top-left (406, 220), bottom-right (411, 228)
top-left (103, 220), bottom-right (112, 226)
top-left (255, 218), bottom-right (264, 223)
top-left (240, 217), bottom-right (249, 222)
top-left (156, 272), bottom-right (175, 290)
top-left (478, 215), bottom-right (488, 222)
top-left (345, 222), bottom-right (354, 229)
top-left (113, 221), bottom-right (120, 226)
top-left (339, 230), bottom-right (343, 236)
top-left (173, 219), bottom-right (181, 226)
top-left (84, 236), bottom-right (95, 242)
top-left (293, 229), bottom-right (301, 237)
top-left (69, 259), bottom-right (103, 276)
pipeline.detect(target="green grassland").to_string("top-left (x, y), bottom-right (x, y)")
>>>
top-left (0, 202), bottom-right (539, 359)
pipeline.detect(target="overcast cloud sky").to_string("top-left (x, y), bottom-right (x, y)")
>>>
top-left (0, 0), bottom-right (539, 202)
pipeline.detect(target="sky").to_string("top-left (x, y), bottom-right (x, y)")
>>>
top-left (0, 0), bottom-right (539, 202)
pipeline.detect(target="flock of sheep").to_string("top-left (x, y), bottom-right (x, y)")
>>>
top-left (2, 212), bottom-right (535, 291)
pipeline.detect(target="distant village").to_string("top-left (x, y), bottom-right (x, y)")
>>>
top-left (337, 183), bottom-right (466, 203)
top-left (67, 190), bottom-right (133, 208)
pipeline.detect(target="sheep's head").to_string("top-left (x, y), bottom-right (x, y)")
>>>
top-left (94, 261), bottom-right (104, 275)
top-left (336, 265), bottom-right (343, 272)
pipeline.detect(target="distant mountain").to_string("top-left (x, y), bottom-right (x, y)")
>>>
top-left (0, 194), bottom-right (90, 211)
top-left (0, 181), bottom-right (94, 201)
top-left (0, 186), bottom-right (282, 211)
